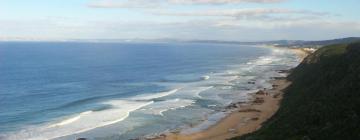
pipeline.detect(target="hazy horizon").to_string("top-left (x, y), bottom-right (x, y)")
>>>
top-left (0, 37), bottom-right (359, 43)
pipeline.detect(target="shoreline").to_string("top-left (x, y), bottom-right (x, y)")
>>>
top-left (152, 79), bottom-right (290, 140)
top-left (150, 48), bottom-right (308, 140)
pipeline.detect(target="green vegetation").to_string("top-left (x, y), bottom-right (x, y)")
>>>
top-left (232, 42), bottom-right (360, 140)
top-left (274, 37), bottom-right (360, 48)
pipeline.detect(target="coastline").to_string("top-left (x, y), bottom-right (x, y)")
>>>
top-left (150, 48), bottom-right (308, 140)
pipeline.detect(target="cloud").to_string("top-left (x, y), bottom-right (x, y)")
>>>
top-left (88, 0), bottom-right (160, 8)
top-left (1, 17), bottom-right (359, 41)
top-left (153, 8), bottom-right (337, 24)
top-left (168, 0), bottom-right (285, 4)
top-left (157, 8), bottom-right (330, 19)
top-left (4, 1), bottom-right (358, 41)
top-left (88, 0), bottom-right (286, 8)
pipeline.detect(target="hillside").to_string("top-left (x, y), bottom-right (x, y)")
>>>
top-left (232, 42), bottom-right (360, 140)
top-left (139, 37), bottom-right (360, 47)
top-left (273, 37), bottom-right (360, 48)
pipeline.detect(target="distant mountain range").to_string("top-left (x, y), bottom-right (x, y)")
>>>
top-left (269, 37), bottom-right (360, 48)
top-left (186, 37), bottom-right (360, 48)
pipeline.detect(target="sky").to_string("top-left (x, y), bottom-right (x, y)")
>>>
top-left (0, 0), bottom-right (359, 41)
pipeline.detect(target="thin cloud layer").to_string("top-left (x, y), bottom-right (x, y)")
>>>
top-left (156, 8), bottom-right (330, 18)
top-left (88, 0), bottom-right (159, 8)
top-left (168, 0), bottom-right (286, 4)
top-left (88, 0), bottom-right (286, 8)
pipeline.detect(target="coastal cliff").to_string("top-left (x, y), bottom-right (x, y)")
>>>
top-left (233, 42), bottom-right (360, 140)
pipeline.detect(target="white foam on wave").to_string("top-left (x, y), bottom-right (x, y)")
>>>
top-left (201, 75), bottom-right (210, 80)
top-left (197, 73), bottom-right (238, 87)
top-left (194, 86), bottom-right (213, 98)
top-left (172, 86), bottom-right (214, 99)
top-left (141, 98), bottom-right (195, 116)
top-left (245, 47), bottom-right (288, 67)
top-left (129, 88), bottom-right (180, 101)
top-left (219, 86), bottom-right (233, 90)
top-left (47, 111), bottom-right (93, 128)
top-left (3, 100), bottom-right (153, 140)
top-left (253, 56), bottom-right (275, 65)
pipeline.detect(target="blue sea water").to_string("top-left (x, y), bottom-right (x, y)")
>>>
top-left (0, 42), bottom-right (301, 140)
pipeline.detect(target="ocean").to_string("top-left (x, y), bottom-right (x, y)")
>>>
top-left (0, 42), bottom-right (301, 140)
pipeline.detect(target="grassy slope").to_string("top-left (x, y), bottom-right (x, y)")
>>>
top-left (232, 42), bottom-right (360, 140)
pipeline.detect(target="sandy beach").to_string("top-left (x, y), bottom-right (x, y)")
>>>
top-left (151, 48), bottom-right (308, 140)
